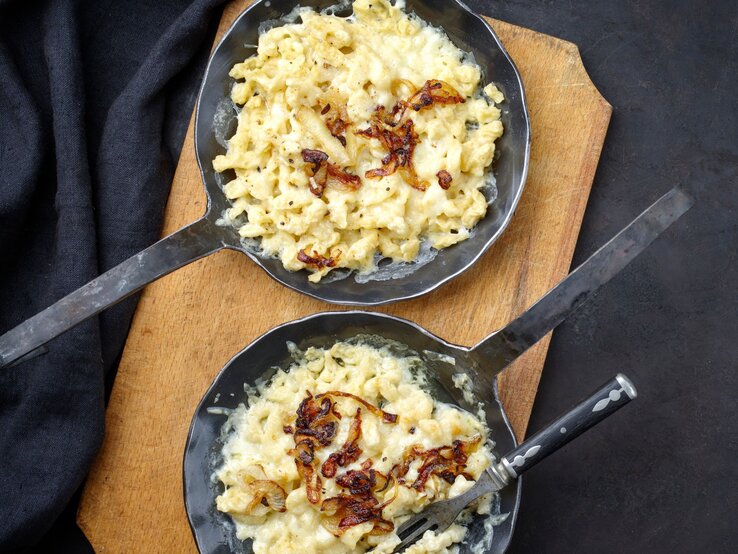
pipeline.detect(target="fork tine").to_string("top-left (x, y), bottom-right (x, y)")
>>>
top-left (393, 517), bottom-right (438, 553)
top-left (397, 515), bottom-right (431, 539)
top-left (391, 478), bottom-right (485, 552)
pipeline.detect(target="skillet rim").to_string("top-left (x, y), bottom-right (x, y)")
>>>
top-left (182, 309), bottom-right (522, 553)
top-left (192, 0), bottom-right (532, 306)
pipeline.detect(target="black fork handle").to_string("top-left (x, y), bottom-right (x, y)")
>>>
top-left (500, 374), bottom-right (637, 477)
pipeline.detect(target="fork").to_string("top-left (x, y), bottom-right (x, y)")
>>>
top-left (392, 373), bottom-right (637, 552)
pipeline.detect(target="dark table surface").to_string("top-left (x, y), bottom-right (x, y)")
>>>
top-left (468, 1), bottom-right (737, 552)
top-left (17, 0), bottom-right (737, 552)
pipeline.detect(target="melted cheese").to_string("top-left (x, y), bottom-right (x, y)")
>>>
top-left (216, 341), bottom-right (493, 553)
top-left (213, 0), bottom-right (504, 281)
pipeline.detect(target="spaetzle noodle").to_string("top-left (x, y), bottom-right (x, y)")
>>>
top-left (213, 0), bottom-right (504, 281)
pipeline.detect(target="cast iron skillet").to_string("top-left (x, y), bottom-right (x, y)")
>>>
top-left (183, 188), bottom-right (692, 553)
top-left (186, 311), bottom-right (522, 554)
top-left (0, 0), bottom-right (530, 369)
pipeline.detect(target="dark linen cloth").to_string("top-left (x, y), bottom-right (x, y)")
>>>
top-left (0, 0), bottom-right (226, 550)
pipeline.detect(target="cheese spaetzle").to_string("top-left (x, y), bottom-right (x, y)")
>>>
top-left (215, 340), bottom-right (494, 553)
top-left (214, 0), bottom-right (504, 281)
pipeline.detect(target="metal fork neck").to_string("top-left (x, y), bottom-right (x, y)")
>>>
top-left (472, 187), bottom-right (693, 377)
top-left (487, 461), bottom-right (514, 489)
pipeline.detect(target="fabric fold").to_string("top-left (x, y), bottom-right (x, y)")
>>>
top-left (0, 0), bottom-right (226, 550)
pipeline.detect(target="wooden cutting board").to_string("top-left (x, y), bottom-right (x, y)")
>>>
top-left (78, 2), bottom-right (611, 551)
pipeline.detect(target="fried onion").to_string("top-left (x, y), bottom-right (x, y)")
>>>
top-left (297, 249), bottom-right (339, 270)
top-left (288, 392), bottom-right (343, 503)
top-left (316, 391), bottom-right (399, 423)
top-left (301, 148), bottom-right (361, 198)
top-left (357, 115), bottom-right (425, 190)
top-left (436, 169), bottom-right (453, 190)
top-left (322, 103), bottom-right (350, 146)
top-left (355, 79), bottom-right (466, 191)
top-left (406, 79), bottom-right (465, 111)
top-left (245, 480), bottom-right (287, 514)
top-left (391, 434), bottom-right (482, 491)
top-left (321, 407), bottom-right (363, 478)
top-left (320, 492), bottom-right (394, 536)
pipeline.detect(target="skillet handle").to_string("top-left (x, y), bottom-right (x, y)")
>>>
top-left (473, 187), bottom-right (694, 370)
top-left (499, 374), bottom-right (637, 478)
top-left (0, 217), bottom-right (225, 369)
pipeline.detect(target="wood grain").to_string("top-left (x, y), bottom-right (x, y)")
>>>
top-left (77, 4), bottom-right (611, 552)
